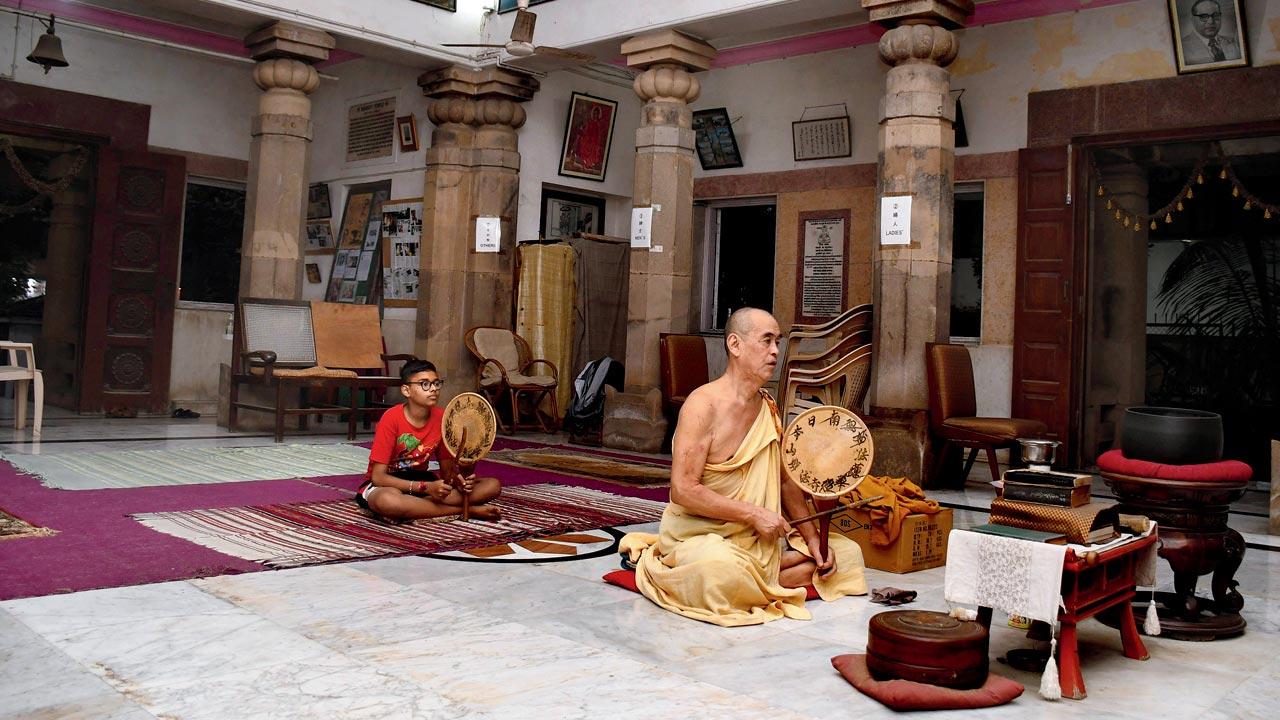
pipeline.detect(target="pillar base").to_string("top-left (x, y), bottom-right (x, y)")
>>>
top-left (602, 387), bottom-right (667, 454)
top-left (866, 408), bottom-right (933, 486)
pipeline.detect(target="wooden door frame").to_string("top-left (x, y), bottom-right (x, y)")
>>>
top-left (1024, 66), bottom-right (1280, 467)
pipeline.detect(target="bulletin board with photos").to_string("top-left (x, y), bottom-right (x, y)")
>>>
top-left (324, 180), bottom-right (393, 304)
top-left (380, 199), bottom-right (423, 307)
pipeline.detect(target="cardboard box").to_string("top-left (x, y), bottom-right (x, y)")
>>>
top-left (831, 505), bottom-right (952, 573)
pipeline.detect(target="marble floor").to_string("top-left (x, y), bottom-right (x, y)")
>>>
top-left (1, 401), bottom-right (1277, 719)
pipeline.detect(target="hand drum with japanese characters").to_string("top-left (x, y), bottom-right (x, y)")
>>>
top-left (780, 406), bottom-right (874, 498)
top-left (442, 392), bottom-right (498, 466)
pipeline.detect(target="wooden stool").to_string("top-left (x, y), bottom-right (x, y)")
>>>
top-left (867, 610), bottom-right (989, 689)
top-left (1098, 449), bottom-right (1251, 640)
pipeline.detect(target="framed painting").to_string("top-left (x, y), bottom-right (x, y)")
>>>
top-left (692, 108), bottom-right (744, 170)
top-left (396, 115), bottom-right (420, 152)
top-left (307, 182), bottom-right (331, 219)
top-left (1167, 0), bottom-right (1249, 73)
top-left (539, 188), bottom-right (605, 240)
top-left (558, 92), bottom-right (617, 182)
top-left (409, 0), bottom-right (456, 10)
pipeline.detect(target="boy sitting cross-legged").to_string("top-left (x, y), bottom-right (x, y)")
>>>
top-left (356, 359), bottom-right (502, 521)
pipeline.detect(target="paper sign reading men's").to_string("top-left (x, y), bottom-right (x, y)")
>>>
top-left (631, 206), bottom-right (653, 249)
top-left (475, 216), bottom-right (501, 253)
top-left (880, 195), bottom-right (912, 246)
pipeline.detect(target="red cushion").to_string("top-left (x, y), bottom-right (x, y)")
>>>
top-left (1096, 449), bottom-right (1252, 483)
top-left (831, 654), bottom-right (1024, 711)
top-left (602, 569), bottom-right (820, 601)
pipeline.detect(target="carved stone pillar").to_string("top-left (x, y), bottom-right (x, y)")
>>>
top-left (864, 0), bottom-right (972, 411)
top-left (238, 22), bottom-right (333, 300)
top-left (416, 67), bottom-right (537, 397)
top-left (38, 151), bottom-right (92, 408)
top-left (620, 30), bottom-right (715, 392)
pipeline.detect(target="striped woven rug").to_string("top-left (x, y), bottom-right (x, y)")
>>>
top-left (132, 483), bottom-right (664, 569)
top-left (3, 444), bottom-right (369, 490)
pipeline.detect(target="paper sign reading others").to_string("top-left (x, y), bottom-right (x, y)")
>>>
top-left (630, 206), bottom-right (653, 249)
top-left (475, 216), bottom-right (500, 252)
top-left (880, 195), bottom-right (912, 246)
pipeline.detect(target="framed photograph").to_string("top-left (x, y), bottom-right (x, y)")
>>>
top-left (792, 116), bottom-right (852, 161)
top-left (305, 263), bottom-right (322, 284)
top-left (1168, 0), bottom-right (1249, 73)
top-left (305, 219), bottom-right (335, 252)
top-left (396, 115), bottom-right (420, 152)
top-left (409, 0), bottom-right (456, 10)
top-left (692, 108), bottom-right (744, 170)
top-left (307, 182), bottom-right (331, 219)
top-left (558, 92), bottom-right (618, 182)
top-left (539, 188), bottom-right (605, 240)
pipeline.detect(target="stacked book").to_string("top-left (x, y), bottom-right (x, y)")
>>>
top-left (983, 468), bottom-right (1119, 545)
top-left (1001, 469), bottom-right (1092, 507)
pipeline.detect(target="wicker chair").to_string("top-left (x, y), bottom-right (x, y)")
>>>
top-left (464, 326), bottom-right (559, 433)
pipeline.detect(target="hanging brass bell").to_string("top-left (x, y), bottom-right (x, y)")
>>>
top-left (26, 17), bottom-right (68, 74)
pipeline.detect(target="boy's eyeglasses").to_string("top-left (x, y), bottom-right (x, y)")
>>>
top-left (409, 380), bottom-right (444, 391)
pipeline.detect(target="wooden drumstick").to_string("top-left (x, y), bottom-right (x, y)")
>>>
top-left (455, 427), bottom-right (472, 521)
top-left (789, 494), bottom-right (884, 526)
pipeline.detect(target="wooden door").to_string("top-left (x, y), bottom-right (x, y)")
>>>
top-left (79, 149), bottom-right (186, 414)
top-left (1012, 146), bottom-right (1084, 463)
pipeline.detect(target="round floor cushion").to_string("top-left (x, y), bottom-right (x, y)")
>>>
top-left (1096, 449), bottom-right (1252, 484)
top-left (866, 610), bottom-right (989, 689)
top-left (832, 654), bottom-right (1024, 711)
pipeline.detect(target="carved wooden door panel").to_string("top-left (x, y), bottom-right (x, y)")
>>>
top-left (79, 149), bottom-right (186, 414)
top-left (1012, 146), bottom-right (1084, 464)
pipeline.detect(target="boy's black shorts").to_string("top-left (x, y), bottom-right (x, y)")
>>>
top-left (355, 469), bottom-right (439, 509)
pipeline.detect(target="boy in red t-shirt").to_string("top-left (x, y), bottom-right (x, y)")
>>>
top-left (357, 359), bottom-right (502, 521)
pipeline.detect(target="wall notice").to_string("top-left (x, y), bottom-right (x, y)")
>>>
top-left (880, 195), bottom-right (912, 246)
top-left (795, 210), bottom-right (850, 323)
top-left (346, 97), bottom-right (396, 163)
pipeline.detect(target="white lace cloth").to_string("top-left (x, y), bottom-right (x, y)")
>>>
top-left (944, 529), bottom-right (1067, 625)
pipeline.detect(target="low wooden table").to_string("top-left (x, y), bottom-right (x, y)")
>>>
top-left (975, 532), bottom-right (1157, 700)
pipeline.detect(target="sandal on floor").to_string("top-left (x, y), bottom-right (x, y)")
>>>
top-left (171, 408), bottom-right (201, 419)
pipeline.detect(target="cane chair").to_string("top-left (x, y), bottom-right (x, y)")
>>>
top-left (925, 342), bottom-right (1048, 486)
top-left (0, 341), bottom-right (43, 436)
top-left (465, 326), bottom-right (560, 433)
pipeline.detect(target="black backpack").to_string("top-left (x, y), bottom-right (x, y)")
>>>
top-left (564, 356), bottom-right (624, 443)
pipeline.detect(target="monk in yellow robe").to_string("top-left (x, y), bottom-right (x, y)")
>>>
top-left (621, 308), bottom-right (867, 626)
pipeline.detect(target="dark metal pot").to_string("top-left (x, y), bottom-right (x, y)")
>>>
top-left (1121, 406), bottom-right (1223, 465)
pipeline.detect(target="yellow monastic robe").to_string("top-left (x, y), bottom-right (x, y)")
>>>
top-left (621, 396), bottom-right (867, 627)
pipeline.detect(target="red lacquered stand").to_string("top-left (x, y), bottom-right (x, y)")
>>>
top-left (977, 532), bottom-right (1157, 700)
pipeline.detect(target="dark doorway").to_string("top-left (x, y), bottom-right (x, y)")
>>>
top-left (713, 203), bottom-right (776, 330)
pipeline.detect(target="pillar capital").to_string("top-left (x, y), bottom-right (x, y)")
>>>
top-left (418, 65), bottom-right (539, 103)
top-left (244, 21), bottom-right (334, 64)
top-left (621, 30), bottom-right (716, 72)
top-left (252, 58), bottom-right (320, 94)
top-left (878, 24), bottom-right (959, 67)
top-left (419, 66), bottom-right (538, 129)
top-left (861, 0), bottom-right (974, 29)
top-left (632, 64), bottom-right (701, 105)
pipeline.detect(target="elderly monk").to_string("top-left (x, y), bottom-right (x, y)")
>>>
top-left (621, 307), bottom-right (867, 626)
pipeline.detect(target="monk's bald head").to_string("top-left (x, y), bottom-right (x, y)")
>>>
top-left (724, 308), bottom-right (767, 351)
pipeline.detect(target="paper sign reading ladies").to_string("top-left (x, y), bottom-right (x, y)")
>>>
top-left (880, 195), bottom-right (912, 246)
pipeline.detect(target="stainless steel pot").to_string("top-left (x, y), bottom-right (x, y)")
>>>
top-left (1017, 438), bottom-right (1060, 465)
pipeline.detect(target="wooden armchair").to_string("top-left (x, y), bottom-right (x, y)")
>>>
top-left (659, 333), bottom-right (709, 423)
top-left (925, 342), bottom-right (1048, 486)
top-left (229, 299), bottom-right (415, 442)
top-left (464, 326), bottom-right (559, 433)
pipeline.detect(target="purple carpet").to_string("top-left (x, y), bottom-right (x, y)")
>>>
top-left (0, 439), bottom-right (670, 600)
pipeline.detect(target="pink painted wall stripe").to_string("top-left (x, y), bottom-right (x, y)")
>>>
top-left (0, 0), bottom-right (363, 66)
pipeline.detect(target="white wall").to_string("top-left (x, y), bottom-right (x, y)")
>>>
top-left (515, 69), bottom-right (641, 242)
top-left (0, 16), bottom-right (256, 159)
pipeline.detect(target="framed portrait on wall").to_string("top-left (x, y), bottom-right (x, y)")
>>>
top-left (558, 92), bottom-right (618, 182)
top-left (307, 183), bottom-right (331, 219)
top-left (539, 188), bottom-right (605, 240)
top-left (409, 0), bottom-right (456, 10)
top-left (1167, 0), bottom-right (1249, 73)
top-left (396, 115), bottom-right (420, 152)
top-left (692, 108), bottom-right (744, 170)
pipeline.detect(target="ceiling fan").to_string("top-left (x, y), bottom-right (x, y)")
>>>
top-left (443, 0), bottom-right (594, 65)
